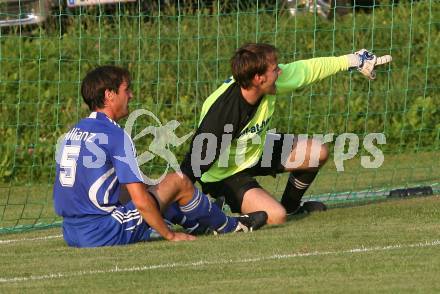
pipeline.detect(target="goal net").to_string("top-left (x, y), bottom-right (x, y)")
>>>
top-left (0, 0), bottom-right (438, 232)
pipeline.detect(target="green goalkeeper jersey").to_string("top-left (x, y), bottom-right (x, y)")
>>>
top-left (180, 56), bottom-right (349, 183)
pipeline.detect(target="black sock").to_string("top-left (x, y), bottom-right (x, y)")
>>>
top-left (281, 170), bottom-right (318, 213)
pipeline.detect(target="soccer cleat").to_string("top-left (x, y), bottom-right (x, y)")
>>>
top-left (234, 211), bottom-right (268, 233)
top-left (286, 201), bottom-right (327, 216)
top-left (298, 201), bottom-right (327, 214)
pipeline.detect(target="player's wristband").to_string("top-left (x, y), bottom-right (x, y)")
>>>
top-left (346, 54), bottom-right (361, 70)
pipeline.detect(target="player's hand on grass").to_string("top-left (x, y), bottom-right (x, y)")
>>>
top-left (167, 231), bottom-right (197, 242)
top-left (348, 49), bottom-right (392, 80)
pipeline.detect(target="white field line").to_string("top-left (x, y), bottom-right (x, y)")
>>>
top-left (0, 234), bottom-right (62, 245)
top-left (1, 239), bottom-right (439, 284)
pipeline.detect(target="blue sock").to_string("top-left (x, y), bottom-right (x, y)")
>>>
top-left (163, 202), bottom-right (200, 232)
top-left (179, 188), bottom-right (238, 233)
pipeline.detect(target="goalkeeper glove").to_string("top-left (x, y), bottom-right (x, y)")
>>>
top-left (347, 49), bottom-right (392, 80)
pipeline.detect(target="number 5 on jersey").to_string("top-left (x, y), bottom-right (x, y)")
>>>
top-left (59, 145), bottom-right (81, 187)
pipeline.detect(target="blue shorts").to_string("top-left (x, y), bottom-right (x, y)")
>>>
top-left (62, 202), bottom-right (155, 248)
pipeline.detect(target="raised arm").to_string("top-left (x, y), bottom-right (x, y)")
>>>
top-left (276, 56), bottom-right (349, 94)
top-left (276, 50), bottom-right (392, 93)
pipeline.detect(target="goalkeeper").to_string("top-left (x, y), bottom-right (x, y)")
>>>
top-left (180, 43), bottom-right (392, 224)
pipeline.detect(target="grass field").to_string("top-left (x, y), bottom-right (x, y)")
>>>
top-left (1, 195), bottom-right (439, 293)
top-left (0, 1), bottom-right (438, 291)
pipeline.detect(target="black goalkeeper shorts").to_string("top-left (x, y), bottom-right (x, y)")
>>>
top-left (201, 133), bottom-right (292, 213)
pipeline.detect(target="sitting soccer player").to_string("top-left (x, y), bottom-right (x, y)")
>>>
top-left (180, 43), bottom-right (392, 224)
top-left (53, 65), bottom-right (267, 248)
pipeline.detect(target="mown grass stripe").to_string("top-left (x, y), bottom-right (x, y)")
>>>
top-left (1, 239), bottom-right (438, 284)
top-left (0, 235), bottom-right (62, 245)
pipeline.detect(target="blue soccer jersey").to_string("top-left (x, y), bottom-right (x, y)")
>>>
top-left (52, 112), bottom-right (156, 247)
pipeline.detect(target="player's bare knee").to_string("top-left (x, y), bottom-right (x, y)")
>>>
top-left (163, 172), bottom-right (194, 203)
top-left (176, 172), bottom-right (195, 197)
top-left (266, 207), bottom-right (287, 225)
top-left (319, 144), bottom-right (329, 166)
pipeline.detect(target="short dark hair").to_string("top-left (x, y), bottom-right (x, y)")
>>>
top-left (230, 43), bottom-right (278, 89)
top-left (81, 65), bottom-right (131, 111)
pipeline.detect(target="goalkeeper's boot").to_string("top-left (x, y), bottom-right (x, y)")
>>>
top-left (298, 201), bottom-right (327, 214)
top-left (233, 211), bottom-right (268, 233)
top-left (287, 201), bottom-right (327, 216)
